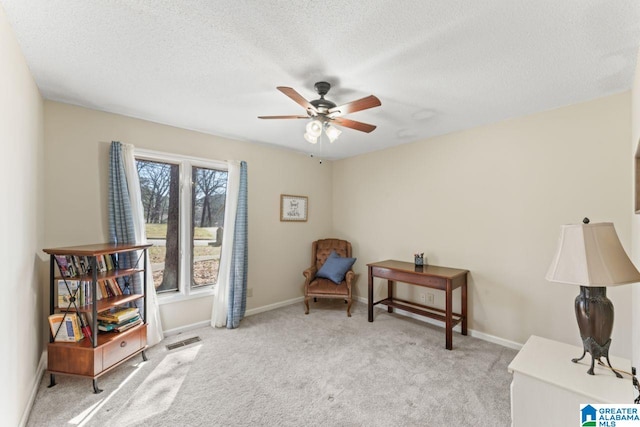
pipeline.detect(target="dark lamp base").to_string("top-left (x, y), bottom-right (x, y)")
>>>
top-left (572, 286), bottom-right (622, 378)
top-left (571, 337), bottom-right (622, 378)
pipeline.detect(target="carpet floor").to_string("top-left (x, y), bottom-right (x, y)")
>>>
top-left (26, 301), bottom-right (517, 426)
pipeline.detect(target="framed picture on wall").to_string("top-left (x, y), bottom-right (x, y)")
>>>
top-left (280, 194), bottom-right (308, 222)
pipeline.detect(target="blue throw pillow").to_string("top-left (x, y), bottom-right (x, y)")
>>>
top-left (316, 250), bottom-right (356, 284)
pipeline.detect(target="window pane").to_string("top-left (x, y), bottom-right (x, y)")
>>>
top-left (191, 166), bottom-right (227, 288)
top-left (136, 159), bottom-right (180, 293)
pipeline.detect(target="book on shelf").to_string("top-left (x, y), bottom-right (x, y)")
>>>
top-left (56, 270), bottom-right (134, 311)
top-left (96, 255), bottom-right (107, 272)
top-left (104, 253), bottom-right (114, 270)
top-left (97, 322), bottom-right (116, 332)
top-left (81, 256), bottom-right (90, 273)
top-left (57, 280), bottom-right (80, 308)
top-left (83, 311), bottom-right (93, 327)
top-left (48, 313), bottom-right (83, 342)
top-left (105, 278), bottom-right (123, 296)
top-left (96, 278), bottom-right (120, 298)
top-left (115, 317), bottom-right (142, 332)
top-left (71, 255), bottom-right (88, 276)
top-left (67, 256), bottom-right (78, 277)
top-left (57, 255), bottom-right (117, 276)
top-left (97, 280), bottom-right (107, 298)
top-left (98, 314), bottom-right (141, 332)
top-left (98, 307), bottom-right (139, 324)
top-left (58, 280), bottom-right (100, 308)
top-left (71, 313), bottom-right (83, 340)
top-left (54, 255), bottom-right (74, 278)
top-left (92, 281), bottom-right (102, 300)
top-left (78, 312), bottom-right (92, 338)
top-left (109, 253), bottom-right (119, 270)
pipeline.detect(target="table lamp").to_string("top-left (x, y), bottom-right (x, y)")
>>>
top-left (546, 218), bottom-right (640, 377)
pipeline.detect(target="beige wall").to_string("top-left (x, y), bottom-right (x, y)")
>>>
top-left (333, 92), bottom-right (634, 357)
top-left (43, 101), bottom-right (333, 331)
top-left (0, 4), bottom-right (45, 426)
top-left (631, 51), bottom-right (640, 370)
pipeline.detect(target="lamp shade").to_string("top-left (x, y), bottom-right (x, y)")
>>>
top-left (325, 123), bottom-right (341, 143)
top-left (306, 120), bottom-right (322, 138)
top-left (304, 132), bottom-right (318, 144)
top-left (546, 222), bottom-right (640, 286)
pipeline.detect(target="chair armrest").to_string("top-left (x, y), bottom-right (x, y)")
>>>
top-left (345, 270), bottom-right (355, 289)
top-left (303, 266), bottom-right (318, 285)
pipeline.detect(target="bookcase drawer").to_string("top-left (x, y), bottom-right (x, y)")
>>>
top-left (102, 327), bottom-right (144, 369)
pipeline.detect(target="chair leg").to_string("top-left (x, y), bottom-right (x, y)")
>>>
top-left (347, 298), bottom-right (352, 317)
top-left (304, 297), bottom-right (310, 314)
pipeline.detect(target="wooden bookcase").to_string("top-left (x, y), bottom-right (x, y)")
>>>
top-left (43, 243), bottom-right (152, 393)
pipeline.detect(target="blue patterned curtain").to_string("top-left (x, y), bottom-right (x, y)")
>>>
top-left (109, 142), bottom-right (134, 244)
top-left (226, 161), bottom-right (248, 328)
top-left (108, 141), bottom-right (143, 311)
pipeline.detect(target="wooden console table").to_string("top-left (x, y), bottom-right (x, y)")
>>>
top-left (367, 260), bottom-right (468, 350)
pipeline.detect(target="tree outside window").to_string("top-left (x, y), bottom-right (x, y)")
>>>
top-left (136, 156), bottom-right (228, 294)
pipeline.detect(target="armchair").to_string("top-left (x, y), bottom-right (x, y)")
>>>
top-left (303, 238), bottom-right (355, 317)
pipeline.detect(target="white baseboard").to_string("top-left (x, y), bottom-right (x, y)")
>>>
top-left (354, 296), bottom-right (522, 351)
top-left (468, 329), bottom-right (522, 351)
top-left (161, 297), bottom-right (305, 337)
top-left (21, 351), bottom-right (47, 427)
top-left (245, 296), bottom-right (304, 317)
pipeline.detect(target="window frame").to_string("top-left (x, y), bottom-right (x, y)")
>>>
top-left (135, 148), bottom-right (228, 305)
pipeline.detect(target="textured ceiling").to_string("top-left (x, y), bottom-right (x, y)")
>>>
top-left (2, 1), bottom-right (640, 159)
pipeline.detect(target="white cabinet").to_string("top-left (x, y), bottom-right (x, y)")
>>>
top-left (508, 335), bottom-right (635, 427)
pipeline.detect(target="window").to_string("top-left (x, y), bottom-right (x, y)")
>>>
top-left (135, 150), bottom-right (228, 297)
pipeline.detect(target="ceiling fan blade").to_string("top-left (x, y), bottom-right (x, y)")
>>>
top-left (328, 95), bottom-right (381, 117)
top-left (277, 87), bottom-right (318, 115)
top-left (332, 117), bottom-right (377, 133)
top-left (258, 115), bottom-right (309, 119)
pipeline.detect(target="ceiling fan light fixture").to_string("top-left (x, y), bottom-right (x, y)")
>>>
top-left (259, 82), bottom-right (381, 146)
top-left (304, 132), bottom-right (318, 144)
top-left (306, 120), bottom-right (323, 138)
top-left (325, 123), bottom-right (341, 143)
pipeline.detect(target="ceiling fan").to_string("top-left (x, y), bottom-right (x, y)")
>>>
top-left (258, 81), bottom-right (381, 143)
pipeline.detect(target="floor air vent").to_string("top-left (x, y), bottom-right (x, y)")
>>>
top-left (166, 336), bottom-right (201, 350)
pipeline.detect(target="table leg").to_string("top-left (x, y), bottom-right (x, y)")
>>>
top-left (461, 275), bottom-right (468, 336)
top-left (446, 279), bottom-right (453, 350)
top-left (368, 266), bottom-right (374, 322)
top-left (387, 280), bottom-right (393, 313)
